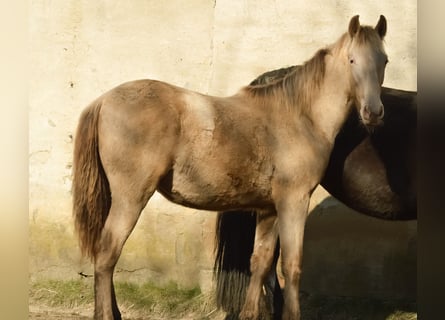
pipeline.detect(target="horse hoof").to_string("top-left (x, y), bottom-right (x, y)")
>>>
top-left (239, 310), bottom-right (258, 320)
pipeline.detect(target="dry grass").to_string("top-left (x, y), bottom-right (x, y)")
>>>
top-left (29, 279), bottom-right (223, 319)
top-left (29, 279), bottom-right (416, 319)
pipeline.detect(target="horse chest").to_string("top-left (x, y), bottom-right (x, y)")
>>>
top-left (273, 129), bottom-right (331, 183)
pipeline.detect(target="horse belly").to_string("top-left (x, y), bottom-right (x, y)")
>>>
top-left (158, 154), bottom-right (273, 211)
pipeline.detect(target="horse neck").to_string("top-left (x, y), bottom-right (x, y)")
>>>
top-left (307, 42), bottom-right (354, 145)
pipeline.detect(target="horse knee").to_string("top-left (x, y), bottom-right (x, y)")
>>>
top-left (281, 261), bottom-right (301, 284)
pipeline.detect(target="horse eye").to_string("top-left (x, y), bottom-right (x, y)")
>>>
top-left (349, 58), bottom-right (354, 64)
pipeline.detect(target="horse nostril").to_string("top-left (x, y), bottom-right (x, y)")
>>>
top-left (362, 105), bottom-right (384, 122)
top-left (378, 106), bottom-right (384, 119)
top-left (363, 105), bottom-right (371, 117)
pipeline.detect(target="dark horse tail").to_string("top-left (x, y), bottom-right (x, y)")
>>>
top-left (214, 211), bottom-right (256, 317)
top-left (72, 100), bottom-right (111, 260)
top-left (214, 211), bottom-right (283, 319)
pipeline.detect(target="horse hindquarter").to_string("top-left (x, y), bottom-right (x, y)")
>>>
top-left (87, 80), bottom-right (182, 319)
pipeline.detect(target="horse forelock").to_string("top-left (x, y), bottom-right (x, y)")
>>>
top-left (243, 48), bottom-right (329, 114)
top-left (355, 25), bottom-right (385, 48)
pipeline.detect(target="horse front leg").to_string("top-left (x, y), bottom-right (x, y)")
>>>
top-left (276, 191), bottom-right (310, 320)
top-left (240, 209), bottom-right (278, 320)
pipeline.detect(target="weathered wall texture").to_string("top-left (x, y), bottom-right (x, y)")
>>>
top-left (29, 0), bottom-right (416, 297)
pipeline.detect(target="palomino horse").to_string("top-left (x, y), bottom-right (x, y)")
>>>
top-left (214, 70), bottom-right (416, 318)
top-left (72, 15), bottom-right (388, 320)
top-left (214, 87), bottom-right (416, 319)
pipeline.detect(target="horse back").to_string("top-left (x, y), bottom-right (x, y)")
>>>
top-left (157, 90), bottom-right (277, 210)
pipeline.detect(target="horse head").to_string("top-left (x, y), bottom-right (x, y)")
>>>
top-left (347, 15), bottom-right (388, 127)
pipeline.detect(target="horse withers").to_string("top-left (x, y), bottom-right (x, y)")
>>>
top-left (72, 15), bottom-right (388, 320)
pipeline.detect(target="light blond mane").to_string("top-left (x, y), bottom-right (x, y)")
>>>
top-left (243, 48), bottom-right (329, 114)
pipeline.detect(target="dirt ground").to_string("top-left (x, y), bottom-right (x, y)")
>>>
top-left (29, 298), bottom-right (416, 320)
top-left (28, 305), bottom-right (226, 320)
top-left (28, 310), bottom-right (219, 320)
top-left (28, 280), bottom-right (416, 320)
top-left (29, 311), bottom-right (91, 320)
top-left (29, 305), bottom-right (92, 320)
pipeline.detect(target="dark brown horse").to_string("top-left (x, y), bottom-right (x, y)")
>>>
top-left (214, 76), bottom-right (416, 318)
top-left (72, 16), bottom-right (388, 320)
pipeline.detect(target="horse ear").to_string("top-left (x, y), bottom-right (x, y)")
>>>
top-left (348, 15), bottom-right (360, 37)
top-left (375, 15), bottom-right (387, 39)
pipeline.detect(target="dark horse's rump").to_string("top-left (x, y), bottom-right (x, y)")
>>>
top-left (214, 66), bottom-right (416, 319)
top-left (323, 86), bottom-right (416, 219)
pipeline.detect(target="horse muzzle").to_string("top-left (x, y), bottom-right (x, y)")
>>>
top-left (360, 104), bottom-right (384, 127)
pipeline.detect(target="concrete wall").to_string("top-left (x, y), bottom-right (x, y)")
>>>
top-left (302, 189), bottom-right (416, 300)
top-left (29, 0), bottom-right (416, 297)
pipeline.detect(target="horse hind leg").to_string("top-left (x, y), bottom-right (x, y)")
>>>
top-left (240, 210), bottom-right (278, 320)
top-left (264, 242), bottom-right (283, 320)
top-left (93, 172), bottom-right (161, 320)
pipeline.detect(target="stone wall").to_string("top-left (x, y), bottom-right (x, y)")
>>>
top-left (29, 0), bottom-right (416, 297)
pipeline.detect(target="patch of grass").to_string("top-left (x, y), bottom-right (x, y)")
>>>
top-left (115, 281), bottom-right (201, 315)
top-left (29, 280), bottom-right (417, 319)
top-left (29, 279), bottom-right (209, 318)
top-left (30, 279), bottom-right (94, 308)
top-left (386, 310), bottom-right (417, 320)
